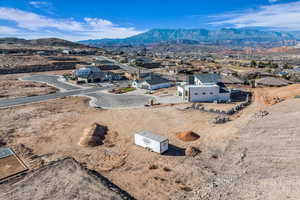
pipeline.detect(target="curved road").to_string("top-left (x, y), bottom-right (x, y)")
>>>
top-left (0, 74), bottom-right (151, 109)
top-left (22, 74), bottom-right (81, 91)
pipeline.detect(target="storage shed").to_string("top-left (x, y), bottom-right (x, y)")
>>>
top-left (134, 131), bottom-right (169, 154)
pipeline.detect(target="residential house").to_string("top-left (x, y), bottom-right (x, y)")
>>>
top-left (74, 66), bottom-right (123, 83)
top-left (132, 74), bottom-right (173, 90)
top-left (131, 57), bottom-right (161, 69)
top-left (177, 73), bottom-right (230, 102)
top-left (255, 77), bottom-right (293, 87)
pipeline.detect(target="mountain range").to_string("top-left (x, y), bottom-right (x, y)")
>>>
top-left (79, 28), bottom-right (299, 47)
top-left (0, 37), bottom-right (88, 48)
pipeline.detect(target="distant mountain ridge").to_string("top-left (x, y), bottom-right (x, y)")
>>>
top-left (0, 37), bottom-right (87, 48)
top-left (79, 28), bottom-right (298, 47)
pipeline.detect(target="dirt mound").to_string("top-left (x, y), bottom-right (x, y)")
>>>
top-left (176, 131), bottom-right (200, 142)
top-left (262, 96), bottom-right (284, 105)
top-left (78, 123), bottom-right (107, 147)
top-left (185, 146), bottom-right (201, 157)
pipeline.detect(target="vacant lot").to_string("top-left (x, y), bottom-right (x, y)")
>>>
top-left (253, 84), bottom-right (300, 107)
top-left (0, 74), bottom-right (58, 99)
top-left (0, 95), bottom-right (252, 200)
top-left (0, 55), bottom-right (49, 69)
top-left (0, 154), bottom-right (27, 180)
top-left (1, 81), bottom-right (299, 199)
top-left (0, 157), bottom-right (133, 200)
top-left (191, 98), bottom-right (300, 200)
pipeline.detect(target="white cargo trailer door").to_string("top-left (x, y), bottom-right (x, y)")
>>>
top-left (160, 140), bottom-right (169, 154)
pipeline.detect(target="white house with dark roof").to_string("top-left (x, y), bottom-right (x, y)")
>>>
top-left (177, 73), bottom-right (230, 102)
top-left (73, 66), bottom-right (123, 83)
top-left (132, 74), bottom-right (173, 90)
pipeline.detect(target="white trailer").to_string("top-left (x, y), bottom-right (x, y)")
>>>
top-left (134, 131), bottom-right (169, 154)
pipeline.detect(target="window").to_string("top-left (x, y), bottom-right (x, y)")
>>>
top-left (210, 92), bottom-right (214, 95)
top-left (194, 93), bottom-right (198, 95)
top-left (202, 92), bottom-right (206, 95)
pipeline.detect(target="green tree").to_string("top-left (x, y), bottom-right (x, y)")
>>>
top-left (250, 60), bottom-right (257, 68)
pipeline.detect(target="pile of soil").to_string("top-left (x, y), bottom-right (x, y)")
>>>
top-left (176, 131), bottom-right (200, 142)
top-left (78, 123), bottom-right (107, 147)
top-left (185, 146), bottom-right (201, 157)
top-left (263, 96), bottom-right (284, 105)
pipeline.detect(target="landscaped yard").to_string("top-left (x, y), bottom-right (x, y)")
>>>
top-left (110, 87), bottom-right (136, 94)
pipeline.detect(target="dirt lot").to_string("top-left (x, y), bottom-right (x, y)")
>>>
top-left (0, 154), bottom-right (27, 180)
top-left (0, 55), bottom-right (49, 69)
top-left (252, 84), bottom-right (300, 108)
top-left (0, 95), bottom-right (250, 200)
top-left (0, 74), bottom-right (58, 99)
top-left (192, 98), bottom-right (300, 200)
top-left (0, 157), bottom-right (132, 200)
top-left (1, 80), bottom-right (299, 199)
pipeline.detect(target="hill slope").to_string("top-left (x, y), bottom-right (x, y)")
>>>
top-left (0, 37), bottom-right (88, 48)
top-left (79, 28), bottom-right (297, 47)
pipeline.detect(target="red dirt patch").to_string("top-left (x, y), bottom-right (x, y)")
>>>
top-left (176, 131), bottom-right (200, 142)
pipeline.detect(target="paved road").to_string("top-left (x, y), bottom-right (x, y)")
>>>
top-left (22, 74), bottom-right (81, 91)
top-left (87, 92), bottom-right (151, 108)
top-left (0, 87), bottom-right (110, 108)
top-left (0, 74), bottom-right (151, 109)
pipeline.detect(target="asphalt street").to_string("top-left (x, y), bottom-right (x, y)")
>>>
top-left (0, 87), bottom-right (109, 108)
top-left (22, 74), bottom-right (81, 90)
top-left (0, 74), bottom-right (151, 109)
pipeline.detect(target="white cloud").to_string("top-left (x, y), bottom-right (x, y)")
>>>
top-left (0, 7), bottom-right (144, 41)
top-left (29, 1), bottom-right (50, 9)
top-left (0, 7), bottom-right (83, 31)
top-left (82, 17), bottom-right (144, 39)
top-left (210, 1), bottom-right (300, 31)
top-left (0, 26), bottom-right (20, 35)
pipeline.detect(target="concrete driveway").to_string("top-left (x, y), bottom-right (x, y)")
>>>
top-left (86, 92), bottom-right (151, 108)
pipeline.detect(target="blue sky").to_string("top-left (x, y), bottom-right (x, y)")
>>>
top-left (0, 0), bottom-right (299, 40)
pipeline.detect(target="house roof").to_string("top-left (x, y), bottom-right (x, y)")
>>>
top-left (222, 68), bottom-right (237, 74)
top-left (256, 77), bottom-right (292, 86)
top-left (143, 75), bottom-right (171, 85)
top-left (0, 147), bottom-right (14, 159)
top-left (195, 73), bottom-right (221, 84)
top-left (221, 75), bottom-right (244, 84)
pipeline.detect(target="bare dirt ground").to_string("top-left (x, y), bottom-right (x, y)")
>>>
top-left (252, 84), bottom-right (300, 108)
top-left (192, 99), bottom-right (300, 200)
top-left (0, 154), bottom-right (27, 180)
top-left (0, 55), bottom-right (49, 69)
top-left (0, 157), bottom-right (132, 200)
top-left (1, 81), bottom-right (299, 199)
top-left (0, 74), bottom-right (58, 99)
top-left (0, 95), bottom-right (247, 200)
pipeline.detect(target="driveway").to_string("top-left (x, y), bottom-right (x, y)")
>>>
top-left (86, 92), bottom-right (151, 108)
